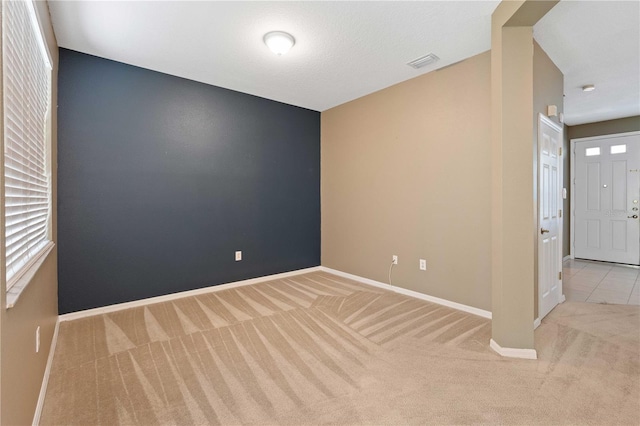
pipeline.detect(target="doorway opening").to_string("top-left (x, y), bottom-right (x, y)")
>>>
top-left (570, 131), bottom-right (640, 266)
top-left (562, 258), bottom-right (639, 305)
top-left (538, 114), bottom-right (564, 321)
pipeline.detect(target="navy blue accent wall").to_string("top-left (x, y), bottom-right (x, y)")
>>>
top-left (57, 49), bottom-right (320, 314)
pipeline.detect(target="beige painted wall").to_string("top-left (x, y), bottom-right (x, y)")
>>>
top-left (494, 24), bottom-right (537, 349)
top-left (568, 116), bottom-right (640, 140)
top-left (322, 51), bottom-right (492, 311)
top-left (490, 0), bottom-right (558, 351)
top-left (532, 40), bottom-right (564, 318)
top-left (0, 2), bottom-right (59, 424)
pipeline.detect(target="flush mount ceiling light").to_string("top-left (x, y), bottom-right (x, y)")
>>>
top-left (263, 31), bottom-right (295, 56)
top-left (582, 84), bottom-right (595, 92)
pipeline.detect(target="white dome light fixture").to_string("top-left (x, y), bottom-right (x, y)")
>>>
top-left (263, 31), bottom-right (295, 56)
top-left (582, 84), bottom-right (595, 92)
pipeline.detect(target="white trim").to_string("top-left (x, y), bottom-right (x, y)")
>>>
top-left (490, 338), bottom-right (537, 360)
top-left (25, 0), bottom-right (52, 69)
top-left (571, 130), bottom-right (640, 144)
top-left (6, 243), bottom-right (55, 309)
top-left (563, 255), bottom-right (571, 262)
top-left (533, 317), bottom-right (541, 329)
top-left (570, 137), bottom-right (576, 260)
top-left (318, 266), bottom-right (492, 319)
top-left (32, 319), bottom-right (59, 426)
top-left (538, 113), bottom-right (563, 133)
top-left (560, 294), bottom-right (566, 303)
top-left (59, 266), bottom-right (321, 322)
top-left (570, 131), bottom-right (640, 263)
top-left (537, 113), bottom-right (564, 322)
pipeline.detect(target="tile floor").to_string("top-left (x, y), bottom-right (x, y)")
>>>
top-left (563, 259), bottom-right (640, 305)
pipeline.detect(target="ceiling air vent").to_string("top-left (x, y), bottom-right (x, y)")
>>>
top-left (407, 53), bottom-right (439, 69)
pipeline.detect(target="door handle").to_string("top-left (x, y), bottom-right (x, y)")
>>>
top-left (541, 228), bottom-right (550, 234)
top-left (629, 215), bottom-right (639, 219)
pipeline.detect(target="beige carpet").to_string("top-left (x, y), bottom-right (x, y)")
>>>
top-left (40, 271), bottom-right (640, 425)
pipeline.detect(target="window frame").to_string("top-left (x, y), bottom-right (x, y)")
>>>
top-left (1, 0), bottom-right (55, 307)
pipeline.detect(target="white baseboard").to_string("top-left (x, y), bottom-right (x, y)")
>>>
top-left (533, 317), bottom-right (541, 329)
top-left (319, 267), bottom-right (492, 319)
top-left (560, 294), bottom-right (566, 303)
top-left (32, 319), bottom-right (60, 426)
top-left (59, 266), bottom-right (321, 322)
top-left (490, 338), bottom-right (537, 360)
top-left (563, 255), bottom-right (571, 262)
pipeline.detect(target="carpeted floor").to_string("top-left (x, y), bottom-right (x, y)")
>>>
top-left (40, 271), bottom-right (640, 425)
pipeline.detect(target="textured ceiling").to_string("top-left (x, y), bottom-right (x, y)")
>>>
top-left (48, 1), bottom-right (639, 123)
top-left (535, 1), bottom-right (640, 126)
top-left (48, 1), bottom-right (499, 112)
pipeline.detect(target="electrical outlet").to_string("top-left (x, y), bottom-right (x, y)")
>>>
top-left (235, 251), bottom-right (242, 261)
top-left (36, 326), bottom-right (40, 353)
top-left (419, 259), bottom-right (427, 270)
top-left (392, 255), bottom-right (398, 265)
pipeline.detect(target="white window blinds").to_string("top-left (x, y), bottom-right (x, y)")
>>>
top-left (3, 0), bottom-right (52, 287)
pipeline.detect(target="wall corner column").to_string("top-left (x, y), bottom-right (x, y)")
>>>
top-left (490, 0), bottom-right (558, 356)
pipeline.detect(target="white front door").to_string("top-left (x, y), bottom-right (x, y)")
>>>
top-left (538, 114), bottom-right (563, 320)
top-left (573, 132), bottom-right (640, 265)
